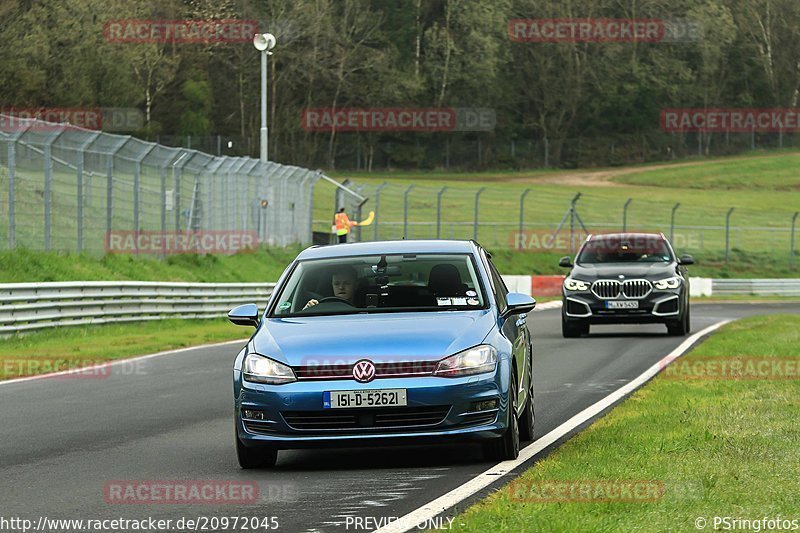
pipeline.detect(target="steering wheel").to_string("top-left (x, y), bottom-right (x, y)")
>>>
top-left (316, 296), bottom-right (354, 306)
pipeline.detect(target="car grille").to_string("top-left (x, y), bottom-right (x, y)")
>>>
top-left (591, 279), bottom-right (652, 299)
top-left (293, 361), bottom-right (438, 381)
top-left (592, 280), bottom-right (621, 299)
top-left (281, 406), bottom-right (450, 431)
top-left (622, 279), bottom-right (652, 299)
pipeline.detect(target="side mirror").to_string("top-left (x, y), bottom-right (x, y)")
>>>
top-left (228, 303), bottom-right (260, 327)
top-left (501, 292), bottom-right (537, 318)
top-left (558, 256), bottom-right (573, 268)
top-left (678, 254), bottom-right (695, 266)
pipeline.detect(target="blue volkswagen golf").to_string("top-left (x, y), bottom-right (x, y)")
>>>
top-left (227, 240), bottom-right (536, 468)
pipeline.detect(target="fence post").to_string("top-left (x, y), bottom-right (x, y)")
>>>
top-left (437, 186), bottom-right (448, 239)
top-left (106, 153), bottom-right (113, 237)
top-left (473, 187), bottom-right (486, 241)
top-left (43, 144), bottom-right (52, 251)
top-left (77, 151), bottom-right (84, 252)
top-left (569, 193), bottom-right (582, 255)
top-left (403, 184), bottom-right (415, 239)
top-left (622, 198), bottom-right (632, 231)
top-left (670, 202), bottom-right (680, 242)
top-left (374, 181), bottom-right (388, 241)
top-left (543, 137), bottom-right (549, 167)
top-left (725, 207), bottom-right (735, 264)
top-left (791, 211), bottom-right (799, 271)
top-left (7, 141), bottom-right (15, 249)
top-left (518, 188), bottom-right (531, 249)
top-left (133, 161), bottom-right (141, 254)
top-left (160, 166), bottom-right (167, 234)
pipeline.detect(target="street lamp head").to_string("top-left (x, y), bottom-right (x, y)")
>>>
top-left (253, 32), bottom-right (276, 52)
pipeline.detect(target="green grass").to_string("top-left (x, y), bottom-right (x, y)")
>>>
top-left (616, 152), bottom-right (800, 190)
top-left (451, 314), bottom-right (800, 532)
top-left (316, 151), bottom-right (800, 257)
top-left (0, 318), bottom-right (248, 380)
top-left (0, 246), bottom-right (302, 282)
top-left (1, 246), bottom-right (798, 283)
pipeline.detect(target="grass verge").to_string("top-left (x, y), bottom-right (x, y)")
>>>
top-left (451, 314), bottom-right (800, 531)
top-left (0, 318), bottom-right (248, 381)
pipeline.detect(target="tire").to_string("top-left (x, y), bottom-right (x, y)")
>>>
top-left (236, 430), bottom-right (278, 469)
top-left (518, 357), bottom-right (535, 442)
top-left (562, 313), bottom-right (589, 338)
top-left (666, 305), bottom-right (690, 336)
top-left (483, 378), bottom-right (520, 461)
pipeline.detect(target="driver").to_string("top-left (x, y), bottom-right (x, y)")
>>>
top-left (303, 265), bottom-right (358, 309)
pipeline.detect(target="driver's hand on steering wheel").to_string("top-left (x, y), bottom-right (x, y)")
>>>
top-left (303, 299), bottom-right (319, 310)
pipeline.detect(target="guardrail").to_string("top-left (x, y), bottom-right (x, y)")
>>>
top-left (2, 277), bottom-right (798, 335)
top-left (0, 281), bottom-right (275, 334)
top-left (711, 279), bottom-right (800, 296)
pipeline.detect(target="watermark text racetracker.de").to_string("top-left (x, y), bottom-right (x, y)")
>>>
top-left (103, 19), bottom-right (258, 44)
top-left (105, 230), bottom-right (259, 255)
top-left (509, 479), bottom-right (665, 503)
top-left (508, 18), bottom-right (700, 43)
top-left (661, 108), bottom-right (800, 132)
top-left (1, 358), bottom-right (147, 380)
top-left (662, 357), bottom-right (800, 380)
top-left (300, 107), bottom-right (495, 132)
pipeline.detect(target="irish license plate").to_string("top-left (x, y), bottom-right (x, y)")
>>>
top-left (606, 300), bottom-right (639, 309)
top-left (323, 389), bottom-right (407, 409)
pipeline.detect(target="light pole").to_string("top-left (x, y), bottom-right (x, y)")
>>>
top-left (253, 33), bottom-right (276, 162)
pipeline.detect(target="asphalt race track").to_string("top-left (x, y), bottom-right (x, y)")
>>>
top-left (1, 302), bottom-right (797, 532)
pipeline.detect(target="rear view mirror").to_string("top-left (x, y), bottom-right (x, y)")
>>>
top-left (228, 303), bottom-right (260, 327)
top-left (558, 256), bottom-right (573, 268)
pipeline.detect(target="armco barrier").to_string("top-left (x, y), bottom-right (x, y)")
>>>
top-left (711, 278), bottom-right (800, 296)
top-left (0, 281), bottom-right (275, 334)
top-left (2, 277), bottom-right (798, 335)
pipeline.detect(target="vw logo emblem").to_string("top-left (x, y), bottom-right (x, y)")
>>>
top-left (352, 360), bottom-right (376, 383)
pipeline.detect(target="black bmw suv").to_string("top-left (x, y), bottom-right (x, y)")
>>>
top-left (559, 233), bottom-right (694, 337)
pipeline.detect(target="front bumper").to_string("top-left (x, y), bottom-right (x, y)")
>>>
top-left (235, 369), bottom-right (509, 449)
top-left (563, 289), bottom-right (683, 324)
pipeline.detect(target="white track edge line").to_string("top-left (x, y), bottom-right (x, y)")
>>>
top-left (374, 319), bottom-right (732, 533)
top-left (0, 337), bottom-right (249, 387)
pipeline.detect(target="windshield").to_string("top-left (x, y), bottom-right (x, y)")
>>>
top-left (577, 236), bottom-right (672, 264)
top-left (270, 253), bottom-right (486, 317)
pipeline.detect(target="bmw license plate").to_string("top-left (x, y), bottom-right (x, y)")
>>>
top-left (606, 300), bottom-right (639, 309)
top-left (323, 389), bottom-right (407, 409)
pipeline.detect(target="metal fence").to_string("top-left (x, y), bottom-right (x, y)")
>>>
top-left (0, 114), bottom-right (335, 254)
top-left (0, 281), bottom-right (274, 334)
top-left (315, 181), bottom-right (800, 267)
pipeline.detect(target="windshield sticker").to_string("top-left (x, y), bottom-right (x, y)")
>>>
top-left (436, 297), bottom-right (452, 306)
top-left (452, 297), bottom-right (467, 306)
top-left (278, 301), bottom-right (291, 310)
top-left (467, 298), bottom-right (479, 305)
top-left (466, 290), bottom-right (477, 297)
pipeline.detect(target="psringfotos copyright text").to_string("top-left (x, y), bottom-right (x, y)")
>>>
top-left (695, 516), bottom-right (799, 531)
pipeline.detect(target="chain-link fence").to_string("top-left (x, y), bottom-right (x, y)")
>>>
top-left (0, 115), bottom-right (341, 254)
top-left (314, 181), bottom-right (800, 268)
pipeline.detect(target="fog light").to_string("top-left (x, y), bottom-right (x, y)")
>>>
top-left (243, 409), bottom-right (265, 420)
top-left (471, 399), bottom-right (498, 412)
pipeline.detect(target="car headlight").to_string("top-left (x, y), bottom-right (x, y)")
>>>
top-left (564, 277), bottom-right (590, 291)
top-left (242, 353), bottom-right (296, 384)
top-left (653, 276), bottom-right (682, 290)
top-left (434, 345), bottom-right (497, 377)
